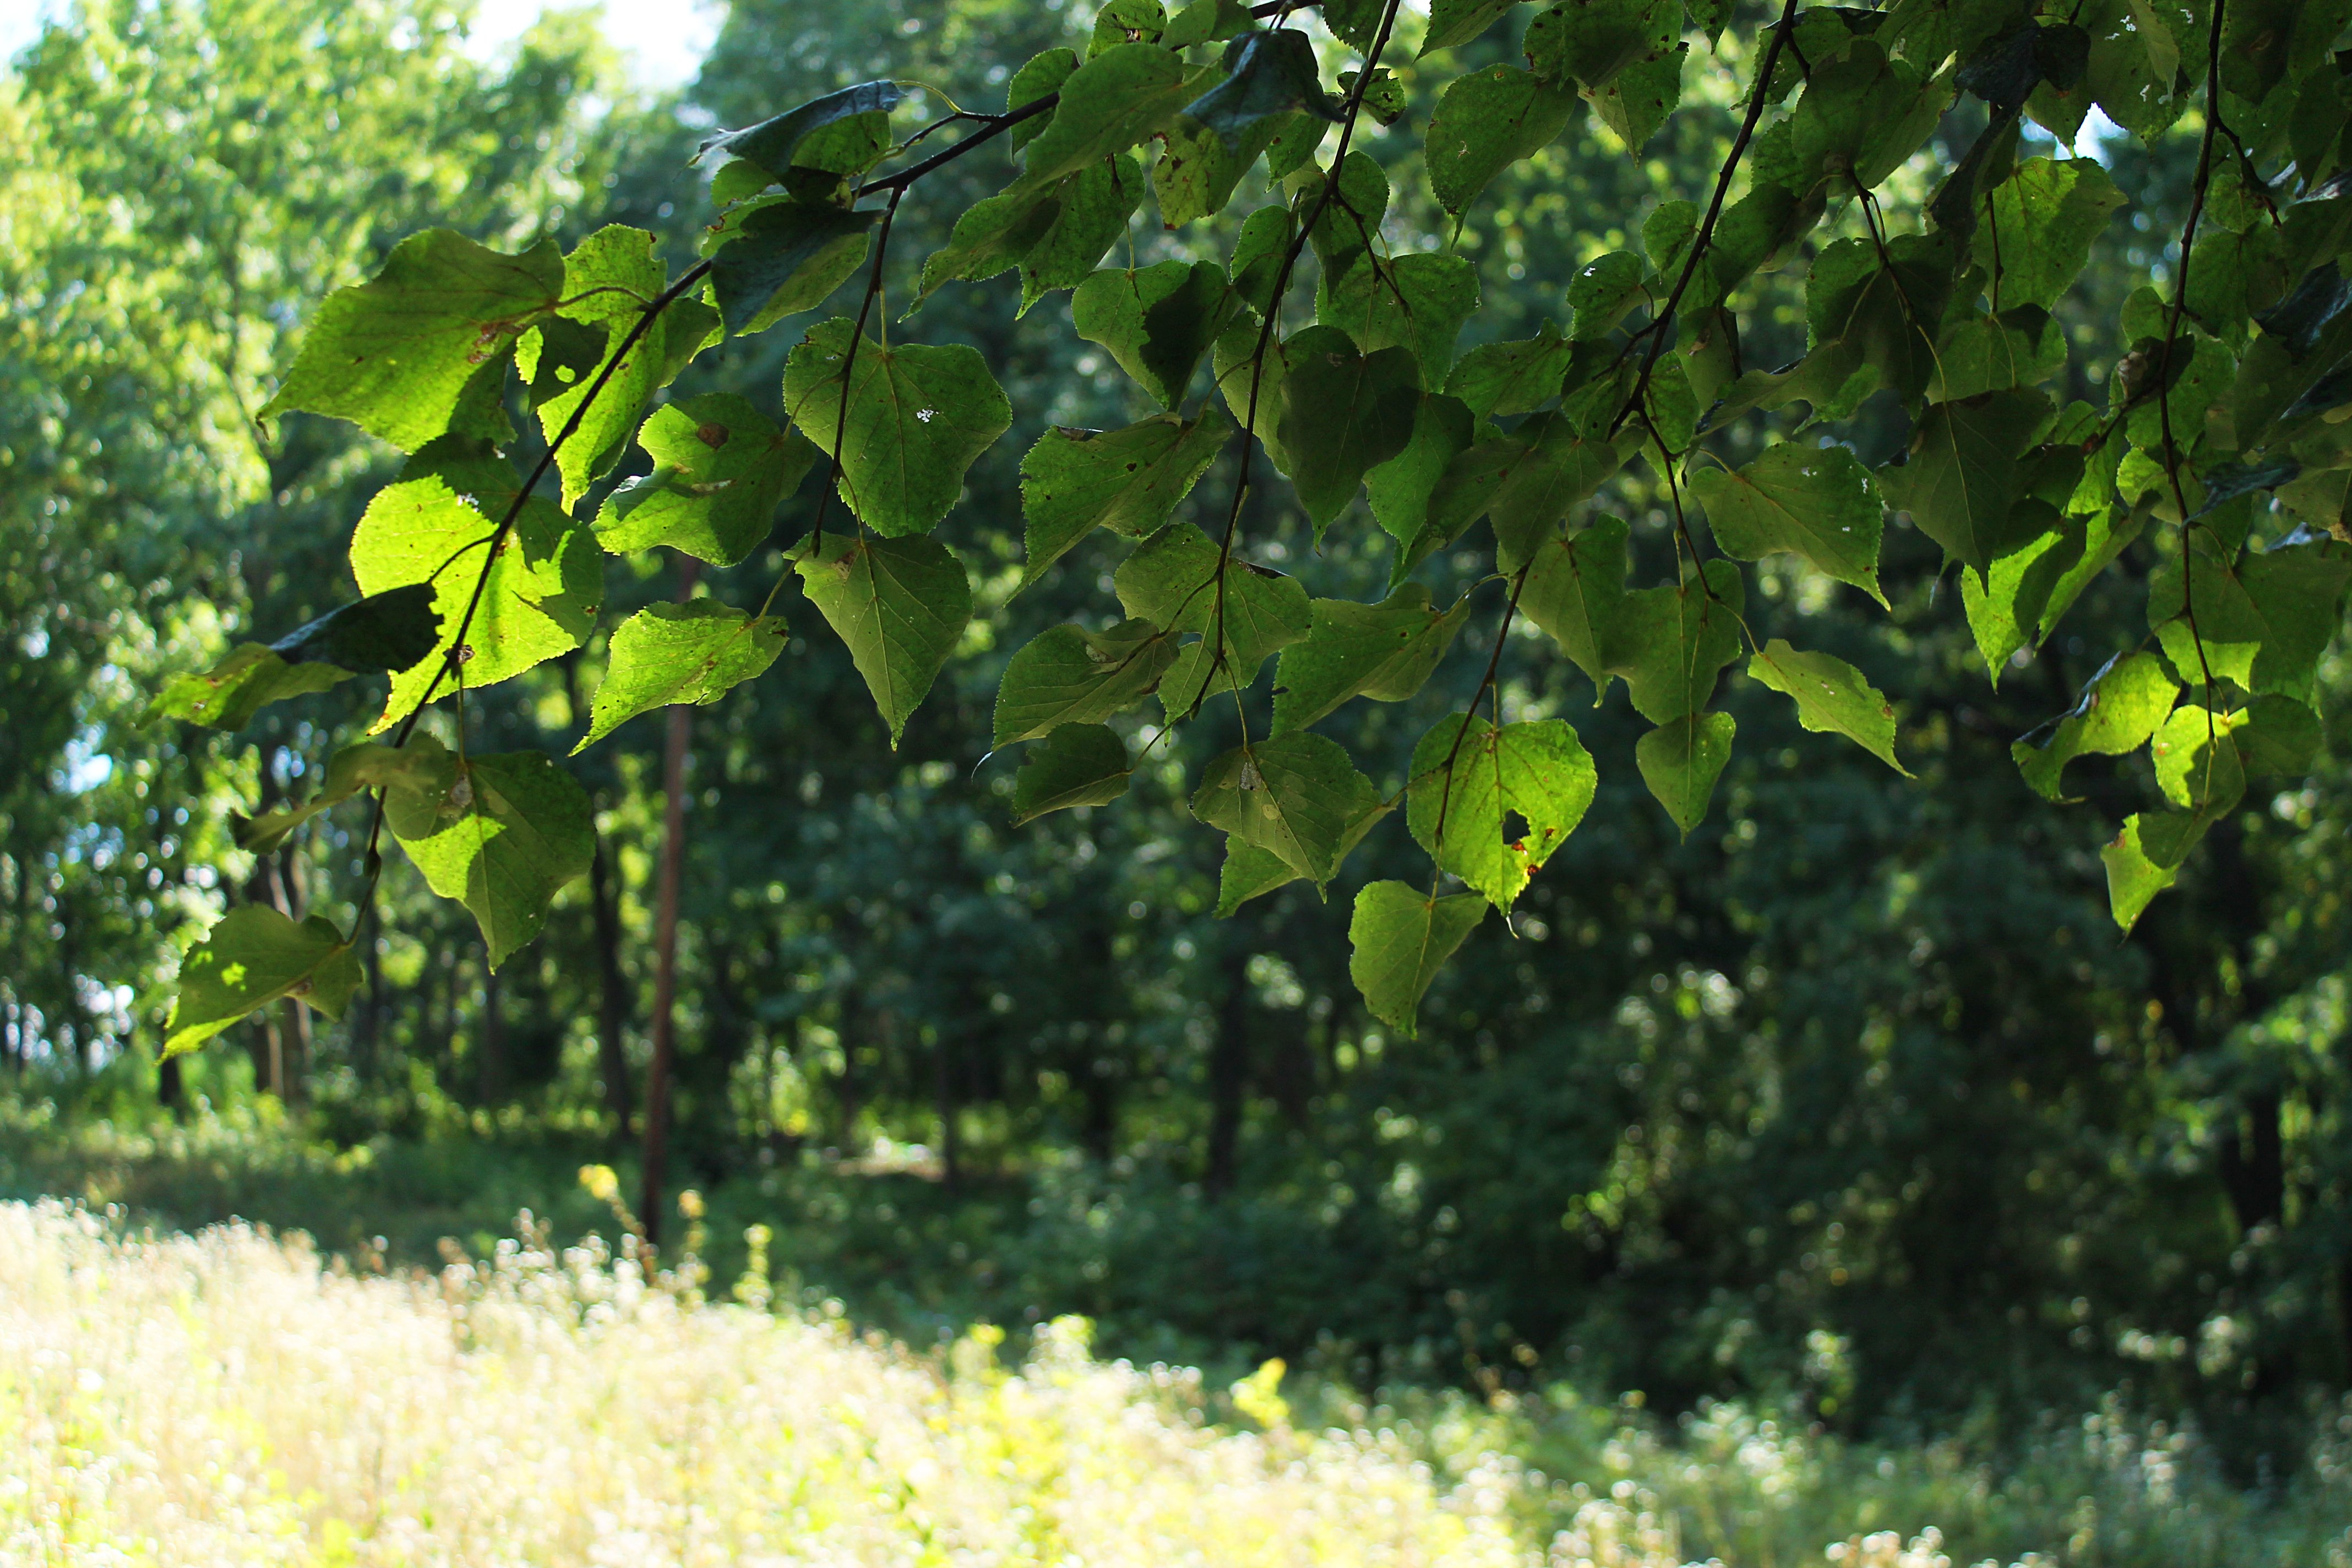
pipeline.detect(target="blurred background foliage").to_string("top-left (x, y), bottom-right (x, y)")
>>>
top-left (4, 0), bottom-right (2352, 1555)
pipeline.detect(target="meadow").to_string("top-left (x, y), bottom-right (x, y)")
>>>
top-left (5, 1194), bottom-right (2348, 1568)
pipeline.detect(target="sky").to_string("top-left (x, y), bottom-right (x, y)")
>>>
top-left (0, 0), bottom-right (721, 90)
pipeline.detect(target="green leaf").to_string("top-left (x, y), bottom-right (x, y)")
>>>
top-left (1637, 710), bottom-right (1735, 836)
top-left (165, 907), bottom-right (362, 1058)
top-left (1019, 411), bottom-right (1232, 587)
top-left (1272, 586), bottom-right (1473, 733)
top-left (2149, 705), bottom-right (2248, 814)
top-left (2010, 650), bottom-right (2179, 801)
top-left (2235, 694), bottom-right (2322, 776)
top-left (1746, 639), bottom-right (1909, 775)
top-left (784, 319), bottom-right (1013, 537)
top-left (1524, 0), bottom-right (1690, 148)
top-left (1193, 731), bottom-right (1384, 886)
top-left (1319, 253), bottom-right (1483, 383)
top-left (1009, 48), bottom-right (1080, 154)
top-left (2101, 813), bottom-right (2185, 932)
top-left (1444, 323), bottom-right (1578, 417)
top-left (596, 394), bottom-right (820, 567)
top-left (1985, 157), bottom-right (2130, 311)
top-left (918, 190), bottom-right (1064, 300)
top-left (1166, 0), bottom-right (1258, 48)
top-left (1959, 514), bottom-right (2087, 685)
top-left (1274, 325), bottom-right (1422, 529)
top-left (1348, 881), bottom-right (1488, 1037)
top-left (260, 228), bottom-right (563, 452)
top-left (1567, 252), bottom-right (1646, 340)
top-left (1878, 388), bottom-right (2054, 576)
top-left (1423, 0), bottom-right (1526, 53)
top-left (151, 585), bottom-right (447, 728)
top-left (389, 752), bottom-right (595, 970)
top-left (1072, 260), bottom-right (1238, 410)
top-left (1521, 514), bottom-right (1633, 699)
top-left (1182, 29), bottom-right (1340, 151)
top-left (577, 601), bottom-right (786, 752)
top-left (1433, 413), bottom-right (1636, 571)
top-left (146, 646), bottom-right (350, 731)
top-left (1215, 796), bottom-right (1392, 914)
top-left (1021, 155), bottom-right (1148, 309)
top-left (695, 82), bottom-right (905, 170)
top-left (1091, 0), bottom-right (1168, 55)
top-left (1304, 153), bottom-right (1391, 288)
top-left (266, 586), bottom-right (444, 676)
top-left (1690, 443), bottom-right (1887, 605)
top-left (349, 439), bottom-right (601, 734)
top-left (1425, 65), bottom-right (1580, 215)
top-left (535, 226), bottom-right (668, 507)
top-left (1366, 395), bottom-right (1478, 557)
top-left (2148, 535), bottom-right (2352, 703)
top-left (1009, 42), bottom-right (1196, 199)
top-left (709, 202), bottom-right (876, 336)
top-left (795, 531), bottom-right (971, 747)
top-left (1114, 524), bottom-right (1312, 717)
top-left (993, 619), bottom-right (1178, 747)
top-left (1011, 723), bottom-right (1133, 825)
top-left (1408, 714), bottom-right (1597, 908)
top-left (1614, 558), bottom-right (1744, 724)
top-left (238, 735), bottom-right (458, 855)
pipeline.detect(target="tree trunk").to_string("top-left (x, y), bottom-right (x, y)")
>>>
top-left (1205, 939), bottom-right (1250, 1197)
top-left (639, 557), bottom-right (701, 1250)
top-left (2219, 1089), bottom-right (2286, 1232)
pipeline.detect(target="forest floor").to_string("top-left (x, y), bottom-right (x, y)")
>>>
top-left (5, 1098), bottom-right (2351, 1566)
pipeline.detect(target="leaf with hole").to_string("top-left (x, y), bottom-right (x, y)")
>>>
top-left (1408, 714), bottom-right (1596, 908)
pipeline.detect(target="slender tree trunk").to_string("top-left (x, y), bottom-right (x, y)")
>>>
top-left (157, 1053), bottom-right (183, 1113)
top-left (354, 893), bottom-right (383, 1081)
top-left (1205, 939), bottom-right (1250, 1198)
top-left (640, 557), bottom-right (701, 1250)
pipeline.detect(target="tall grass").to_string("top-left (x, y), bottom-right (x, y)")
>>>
top-left (6, 1199), bottom-right (2351, 1566)
top-left (0, 1199), bottom-right (1535, 1566)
